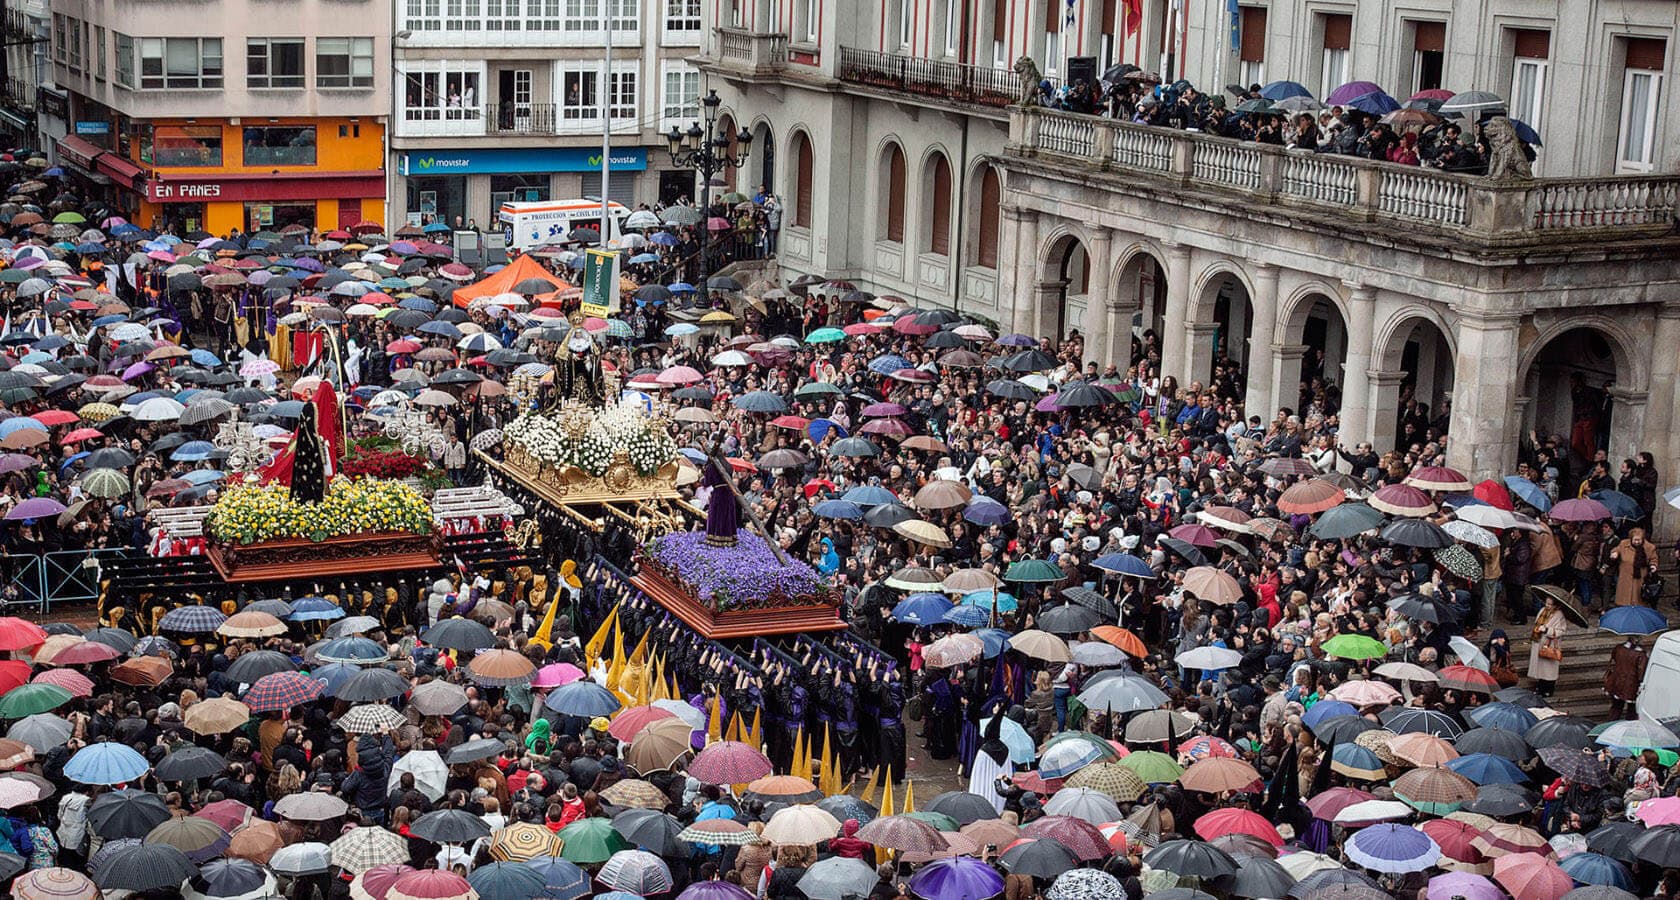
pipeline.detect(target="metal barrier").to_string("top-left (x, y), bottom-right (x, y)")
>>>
top-left (0, 548), bottom-right (137, 614)
top-left (3, 554), bottom-right (44, 613)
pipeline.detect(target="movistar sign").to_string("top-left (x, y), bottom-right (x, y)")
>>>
top-left (400, 147), bottom-right (648, 175)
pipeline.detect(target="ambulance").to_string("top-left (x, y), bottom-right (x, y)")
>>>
top-left (498, 198), bottom-right (630, 251)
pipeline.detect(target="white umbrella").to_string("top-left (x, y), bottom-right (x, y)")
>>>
top-left (710, 350), bottom-right (753, 367)
top-left (1276, 850), bottom-right (1344, 880)
top-left (1453, 505), bottom-right (1524, 531)
top-left (651, 699), bottom-right (706, 730)
top-left (1043, 787), bottom-right (1122, 825)
top-left (131, 397), bottom-right (185, 421)
top-left (1448, 636), bottom-right (1491, 672)
top-left (413, 389), bottom-right (457, 407)
top-left (1443, 520), bottom-right (1499, 548)
top-left (1175, 646), bottom-right (1243, 670)
top-left (1333, 799), bottom-right (1413, 825)
top-left (762, 805), bottom-right (841, 844)
top-left (269, 842), bottom-right (332, 876)
top-left (388, 750), bottom-right (448, 802)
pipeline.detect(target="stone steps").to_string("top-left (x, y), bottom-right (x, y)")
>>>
top-left (1503, 612), bottom-right (1673, 718)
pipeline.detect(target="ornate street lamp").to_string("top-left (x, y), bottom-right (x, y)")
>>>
top-left (664, 89), bottom-right (754, 285)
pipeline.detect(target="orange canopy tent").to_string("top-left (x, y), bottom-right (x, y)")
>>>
top-left (451, 254), bottom-right (574, 308)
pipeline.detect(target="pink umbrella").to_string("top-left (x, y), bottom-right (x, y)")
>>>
top-left (1167, 524), bottom-right (1220, 548)
top-left (1329, 680), bottom-right (1402, 706)
top-left (531, 663), bottom-right (584, 688)
top-left (858, 418), bottom-right (913, 437)
top-left (49, 641), bottom-right (120, 666)
top-left (354, 864), bottom-right (417, 900)
top-left (1548, 498), bottom-right (1611, 522)
top-left (655, 366), bottom-right (703, 385)
top-left (688, 741), bottom-right (774, 785)
top-left (1493, 852), bottom-right (1571, 900)
top-left (706, 217), bottom-right (732, 231)
top-left (31, 669), bottom-right (93, 698)
top-left (1426, 871), bottom-right (1502, 900)
top-left (1638, 795), bottom-right (1680, 826)
top-left (387, 868), bottom-right (473, 900)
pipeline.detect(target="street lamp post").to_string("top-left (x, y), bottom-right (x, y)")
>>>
top-left (664, 89), bottom-right (754, 288)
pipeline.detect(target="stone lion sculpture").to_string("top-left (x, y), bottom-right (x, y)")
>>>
top-left (1482, 116), bottom-right (1533, 180)
top-left (1014, 56), bottom-right (1043, 106)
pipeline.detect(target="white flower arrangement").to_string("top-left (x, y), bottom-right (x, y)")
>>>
top-left (505, 399), bottom-right (678, 476)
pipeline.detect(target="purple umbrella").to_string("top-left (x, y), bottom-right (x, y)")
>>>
top-left (6, 497), bottom-right (66, 521)
top-left (1326, 80), bottom-right (1385, 105)
top-left (1426, 871), bottom-right (1503, 900)
top-left (390, 241), bottom-right (419, 255)
top-left (996, 333), bottom-right (1037, 347)
top-left (1548, 497), bottom-right (1611, 522)
top-left (0, 453), bottom-right (38, 474)
top-left (1034, 395), bottom-right (1062, 413)
top-left (676, 883), bottom-right (754, 900)
top-left (907, 857), bottom-right (1004, 900)
top-left (1345, 823), bottom-right (1440, 873)
top-left (121, 361), bottom-right (154, 381)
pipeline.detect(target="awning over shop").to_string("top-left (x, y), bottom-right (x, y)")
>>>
top-left (54, 135), bottom-right (102, 170)
top-left (95, 153), bottom-right (145, 188)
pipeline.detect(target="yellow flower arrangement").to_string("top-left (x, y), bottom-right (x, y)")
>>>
top-left (205, 478), bottom-right (434, 545)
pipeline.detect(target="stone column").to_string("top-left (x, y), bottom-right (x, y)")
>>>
top-left (1081, 227), bottom-right (1113, 370)
top-left (1607, 387), bottom-right (1649, 465)
top-left (1446, 313), bottom-right (1523, 478)
top-left (1008, 207), bottom-right (1040, 336)
top-left (1159, 243), bottom-right (1192, 383)
top-left (1368, 370), bottom-right (1408, 455)
top-left (1647, 306), bottom-right (1680, 539)
top-left (1184, 322), bottom-right (1218, 386)
top-left (995, 204), bottom-right (1023, 328)
top-left (1243, 263), bottom-right (1279, 418)
top-left (1270, 344), bottom-right (1307, 416)
top-left (1338, 283), bottom-right (1377, 447)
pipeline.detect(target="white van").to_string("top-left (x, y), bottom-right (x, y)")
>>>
top-left (1637, 630), bottom-right (1680, 722)
top-left (498, 199), bottom-right (629, 251)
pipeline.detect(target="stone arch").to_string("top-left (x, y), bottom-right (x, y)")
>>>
top-left (1371, 305), bottom-right (1459, 452)
top-left (1034, 228), bottom-right (1092, 344)
top-left (919, 146), bottom-right (954, 258)
top-left (1105, 241), bottom-right (1170, 366)
top-left (1185, 259), bottom-right (1256, 387)
top-left (1519, 316), bottom-right (1649, 469)
top-left (1275, 282), bottom-right (1351, 417)
top-left (875, 137), bottom-right (908, 245)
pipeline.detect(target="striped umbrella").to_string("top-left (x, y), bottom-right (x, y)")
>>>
top-left (1405, 465), bottom-right (1473, 492)
top-left (1473, 824), bottom-right (1551, 859)
top-left (1369, 484), bottom-right (1438, 517)
top-left (488, 823), bottom-right (564, 862)
top-left (244, 671), bottom-right (324, 712)
top-left (1392, 766), bottom-right (1478, 814)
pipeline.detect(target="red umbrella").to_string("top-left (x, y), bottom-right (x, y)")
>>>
top-left (1304, 786), bottom-right (1374, 821)
top-left (0, 661), bottom-right (28, 695)
top-left (606, 706), bottom-right (675, 742)
top-left (50, 641), bottom-right (119, 665)
top-left (1421, 818), bottom-right (1488, 866)
top-left (387, 868), bottom-right (474, 900)
top-left (1278, 480), bottom-right (1345, 515)
top-left (194, 799), bottom-right (255, 833)
top-left (1493, 852), bottom-right (1571, 900)
top-left (655, 366), bottom-right (704, 386)
top-left (31, 669), bottom-right (93, 697)
top-left (1192, 808), bottom-right (1283, 847)
top-left (1410, 88), bottom-right (1456, 101)
top-left (1022, 816), bottom-right (1111, 861)
top-left (1473, 479), bottom-right (1515, 511)
top-left (1012, 771), bottom-right (1065, 794)
top-left (1406, 466), bottom-right (1473, 492)
top-left (0, 618), bottom-right (45, 652)
top-left (770, 415), bottom-right (810, 431)
top-left (687, 741), bottom-right (773, 785)
top-left (1166, 524), bottom-right (1220, 548)
top-left (31, 410), bottom-right (78, 427)
top-left (892, 318), bottom-right (939, 336)
top-left (1369, 483), bottom-right (1438, 517)
top-left (842, 323), bottom-right (878, 336)
top-left (385, 340), bottom-right (421, 354)
top-left (59, 428), bottom-right (103, 444)
top-left (1438, 665), bottom-right (1499, 694)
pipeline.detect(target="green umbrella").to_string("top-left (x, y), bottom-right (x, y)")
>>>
top-left (556, 818), bottom-right (630, 864)
top-left (902, 811), bottom-right (960, 832)
top-left (718, 192), bottom-right (751, 204)
top-left (794, 382), bottom-right (843, 399)
top-left (1005, 558), bottom-right (1063, 583)
top-left (0, 683), bottom-right (72, 719)
top-left (1321, 633), bottom-right (1388, 661)
top-left (51, 211), bottom-right (86, 224)
top-left (1117, 750), bottom-right (1183, 784)
top-left (0, 271), bottom-right (29, 284)
top-left (80, 468), bottom-right (131, 500)
top-left (805, 328), bottom-right (847, 344)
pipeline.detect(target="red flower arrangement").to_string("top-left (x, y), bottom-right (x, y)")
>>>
top-left (339, 448), bottom-right (432, 480)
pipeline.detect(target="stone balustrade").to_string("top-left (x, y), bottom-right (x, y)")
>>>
top-left (1012, 106), bottom-right (1680, 240)
top-left (715, 27), bottom-right (788, 74)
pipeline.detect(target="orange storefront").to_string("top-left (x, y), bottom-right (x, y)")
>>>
top-left (117, 116), bottom-right (385, 237)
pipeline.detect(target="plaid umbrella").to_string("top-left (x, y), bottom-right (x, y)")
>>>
top-left (244, 671), bottom-right (324, 712)
top-left (1493, 853), bottom-right (1572, 900)
top-left (1539, 746), bottom-right (1611, 787)
top-left (1392, 766), bottom-right (1478, 814)
top-left (488, 823), bottom-right (564, 861)
top-left (688, 741), bottom-right (773, 785)
top-left (677, 819), bottom-right (755, 846)
top-left (157, 605), bottom-right (226, 633)
top-left (600, 779), bottom-right (668, 810)
top-left (1245, 516), bottom-right (1297, 543)
top-left (331, 827), bottom-right (410, 875)
top-left (1066, 762), bottom-right (1146, 803)
top-left (338, 705), bottom-right (407, 734)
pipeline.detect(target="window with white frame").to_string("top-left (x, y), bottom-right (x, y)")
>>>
top-left (527, 0), bottom-right (560, 31)
top-left (446, 0), bottom-right (483, 31)
top-left (140, 37), bottom-right (222, 89)
top-left (114, 33), bottom-right (133, 86)
top-left (406, 0), bottom-right (442, 31)
top-left (610, 0), bottom-right (637, 34)
top-left (486, 0), bottom-right (522, 32)
top-left (317, 37), bottom-right (374, 88)
top-left (943, 0), bottom-right (958, 55)
top-left (560, 65), bottom-right (599, 120)
top-left (661, 64), bottom-right (699, 129)
top-left (898, 0), bottom-right (912, 47)
top-left (1511, 59), bottom-right (1545, 127)
top-left (800, 0), bottom-right (818, 42)
top-left (248, 38), bottom-right (305, 88)
top-left (1619, 69), bottom-right (1662, 172)
top-left (665, 0), bottom-right (701, 32)
top-left (403, 67), bottom-right (482, 121)
top-left (609, 70), bottom-right (635, 119)
top-left (95, 26), bottom-right (105, 80)
top-left (563, 0), bottom-right (598, 33)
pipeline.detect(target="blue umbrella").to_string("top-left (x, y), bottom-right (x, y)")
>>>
top-left (1093, 553), bottom-right (1156, 579)
top-left (1503, 476), bottom-right (1552, 512)
top-left (867, 354), bottom-right (912, 376)
top-left (181, 470), bottom-right (226, 485)
top-left (941, 605), bottom-right (989, 627)
top-left (962, 589), bottom-right (1017, 614)
top-left (1346, 91), bottom-right (1401, 115)
top-left (92, 314), bottom-right (129, 327)
top-left (664, 323), bottom-right (699, 337)
top-left (1589, 489), bottom-right (1642, 520)
top-left (315, 636), bottom-right (384, 664)
top-left (813, 499), bottom-right (864, 521)
top-left (546, 681), bottom-right (622, 717)
top-left (842, 486), bottom-right (897, 507)
top-left (74, 242), bottom-right (106, 255)
top-left (629, 254), bottom-right (659, 264)
top-left (18, 352), bottom-right (50, 365)
top-left (732, 391), bottom-right (786, 414)
top-left (1559, 851), bottom-right (1632, 889)
top-left (309, 663), bottom-right (362, 696)
top-left (963, 497), bottom-right (1010, 526)
top-left (523, 856), bottom-right (591, 900)
top-left (469, 862), bottom-right (549, 900)
top-left (1260, 80), bottom-right (1312, 101)
top-left (892, 593), bottom-right (953, 626)
top-left (399, 297), bottom-right (438, 312)
top-left (648, 232), bottom-right (679, 247)
top-left (1601, 605), bottom-right (1668, 635)
top-left (1446, 752), bottom-right (1529, 785)
top-left (31, 335), bottom-right (69, 350)
top-left (268, 400), bottom-right (306, 418)
top-left (1466, 702), bottom-right (1539, 734)
top-left (1508, 118), bottom-right (1543, 146)
top-left (807, 418), bottom-right (848, 441)
top-left (1301, 700), bottom-right (1359, 730)
top-left (973, 629), bottom-right (1012, 659)
top-left (908, 855), bottom-right (1005, 900)
top-left (417, 321), bottom-right (462, 339)
top-left (1344, 823), bottom-right (1440, 874)
top-left (65, 742), bottom-right (150, 785)
top-left (189, 349), bottom-right (221, 367)
top-left (0, 418), bottom-right (43, 437)
top-left (171, 441), bottom-right (215, 461)
top-left (423, 222), bottom-right (452, 233)
top-left (1331, 743), bottom-right (1387, 778)
top-left (289, 596), bottom-right (344, 621)
top-left (668, 282), bottom-right (696, 293)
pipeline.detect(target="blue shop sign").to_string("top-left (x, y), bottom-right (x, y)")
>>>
top-left (401, 147), bottom-right (647, 175)
top-left (75, 121), bottom-right (110, 135)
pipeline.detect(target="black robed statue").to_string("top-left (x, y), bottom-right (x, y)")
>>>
top-left (290, 402), bottom-right (330, 504)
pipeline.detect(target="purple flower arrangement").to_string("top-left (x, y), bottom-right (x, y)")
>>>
top-left (645, 529), bottom-right (832, 612)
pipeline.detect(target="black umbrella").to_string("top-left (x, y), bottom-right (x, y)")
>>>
top-left (386, 309), bottom-right (430, 329)
top-left (1308, 502), bottom-right (1385, 539)
top-left (432, 368), bottom-right (483, 386)
top-left (336, 667), bottom-right (411, 702)
top-left (83, 626), bottom-right (137, 653)
top-left (1038, 604), bottom-right (1101, 636)
top-left (1494, 686), bottom-right (1550, 708)
top-left (423, 618), bottom-right (496, 652)
top-left (1587, 821), bottom-right (1646, 864)
top-left (1380, 707), bottom-right (1465, 739)
top-left (1539, 745), bottom-right (1611, 786)
top-left (1311, 715), bottom-right (1381, 746)
top-left (157, 746), bottom-right (228, 782)
top-left (191, 859), bottom-right (269, 897)
top-left (1158, 537), bottom-right (1209, 567)
top-left (1464, 783), bottom-right (1537, 816)
top-left (1379, 517), bottom-right (1454, 549)
top-left (672, 386), bottom-right (714, 403)
top-left (707, 276), bottom-right (742, 292)
top-left (88, 789), bottom-right (172, 839)
top-left (1218, 856), bottom-right (1295, 900)
top-left (225, 649), bottom-right (298, 683)
top-left (1060, 587), bottom-right (1118, 618)
top-left (863, 503), bottom-right (916, 530)
top-left (815, 795), bottom-right (878, 826)
top-left (1054, 380), bottom-right (1118, 408)
top-left (1145, 840), bottom-right (1238, 879)
top-left (985, 379), bottom-right (1037, 401)
top-left (1632, 824), bottom-right (1680, 868)
top-left (1386, 593), bottom-right (1459, 624)
top-left (1000, 348), bottom-right (1058, 373)
top-left (611, 808), bottom-right (689, 858)
top-left (1060, 463), bottom-right (1103, 492)
top-left (410, 808), bottom-right (493, 844)
top-left (1286, 868), bottom-right (1382, 898)
top-left (43, 623), bottom-right (81, 636)
top-left (925, 330), bottom-right (963, 349)
top-left (94, 843), bottom-right (198, 891)
top-left (1526, 715), bottom-right (1595, 750)
top-left (924, 792), bottom-right (1000, 827)
top-left (84, 447), bottom-right (135, 468)
top-left (1456, 726), bottom-right (1530, 762)
top-left (445, 737), bottom-right (505, 765)
top-left (999, 839), bottom-right (1078, 878)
